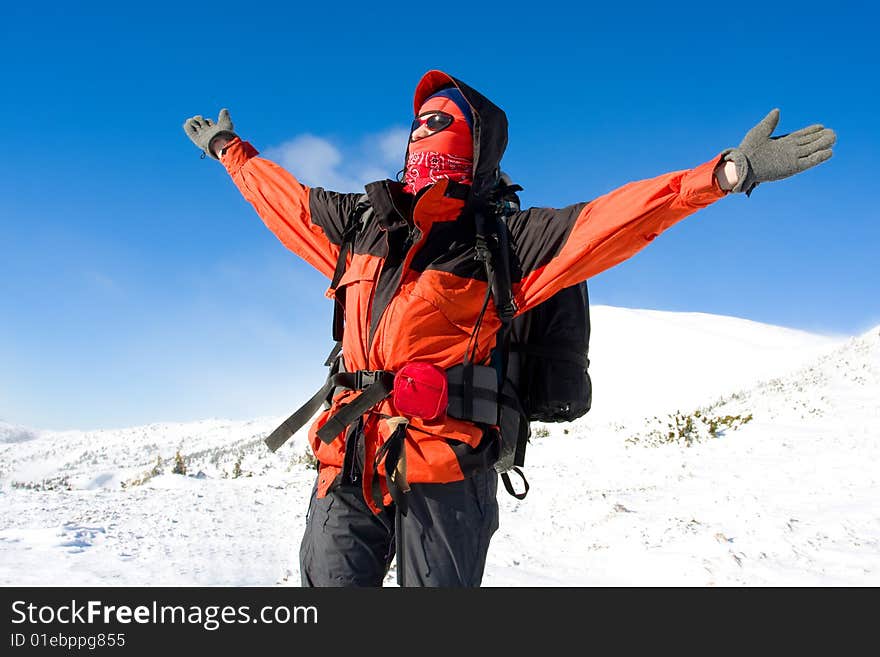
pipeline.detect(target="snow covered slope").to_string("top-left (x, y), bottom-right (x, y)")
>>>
top-left (0, 421), bottom-right (39, 444)
top-left (1, 308), bottom-right (875, 586)
top-left (586, 305), bottom-right (841, 424)
top-left (488, 324), bottom-right (880, 586)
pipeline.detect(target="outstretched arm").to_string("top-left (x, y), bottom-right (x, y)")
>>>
top-left (508, 110), bottom-right (836, 313)
top-left (508, 156), bottom-right (728, 313)
top-left (183, 110), bottom-right (362, 280)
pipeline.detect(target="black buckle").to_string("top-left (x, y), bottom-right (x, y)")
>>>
top-left (355, 370), bottom-right (378, 389)
top-left (474, 236), bottom-right (491, 263)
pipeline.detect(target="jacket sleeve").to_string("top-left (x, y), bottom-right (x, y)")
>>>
top-left (508, 154), bottom-right (728, 314)
top-left (220, 137), bottom-right (364, 279)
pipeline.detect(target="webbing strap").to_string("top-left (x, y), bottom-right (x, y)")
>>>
top-left (396, 505), bottom-right (407, 587)
top-left (264, 378), bottom-right (337, 453)
top-left (330, 198), bottom-right (371, 342)
top-left (447, 384), bottom-right (520, 408)
top-left (264, 370), bottom-right (393, 452)
top-left (315, 372), bottom-right (395, 444)
top-left (500, 466), bottom-right (529, 500)
top-left (374, 422), bottom-right (409, 516)
top-left (462, 362), bottom-right (475, 420)
top-left (330, 241), bottom-right (352, 343)
top-left (461, 269), bottom-right (495, 420)
top-left (323, 341), bottom-right (342, 367)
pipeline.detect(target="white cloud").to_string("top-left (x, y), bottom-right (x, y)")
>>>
top-left (264, 127), bottom-right (410, 193)
top-left (373, 127), bottom-right (411, 168)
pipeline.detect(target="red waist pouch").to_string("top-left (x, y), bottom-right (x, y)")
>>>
top-left (393, 362), bottom-right (448, 421)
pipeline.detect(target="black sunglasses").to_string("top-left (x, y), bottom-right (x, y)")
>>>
top-left (411, 111), bottom-right (454, 134)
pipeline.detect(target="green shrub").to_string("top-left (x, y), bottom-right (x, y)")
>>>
top-left (628, 409), bottom-right (754, 447)
top-left (172, 451), bottom-right (187, 475)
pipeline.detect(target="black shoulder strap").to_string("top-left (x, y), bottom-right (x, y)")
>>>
top-left (464, 197), bottom-right (513, 423)
top-left (473, 204), bottom-right (517, 325)
top-left (471, 184), bottom-right (520, 383)
top-left (480, 181), bottom-right (534, 500)
top-left (331, 195), bottom-right (371, 342)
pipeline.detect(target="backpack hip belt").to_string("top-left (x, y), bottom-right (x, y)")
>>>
top-left (263, 366), bottom-right (395, 453)
top-left (263, 359), bottom-right (515, 453)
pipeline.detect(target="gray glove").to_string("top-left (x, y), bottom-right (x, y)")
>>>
top-left (724, 109), bottom-right (836, 195)
top-left (183, 108), bottom-right (238, 160)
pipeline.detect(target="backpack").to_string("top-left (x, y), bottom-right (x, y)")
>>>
top-left (471, 174), bottom-right (593, 498)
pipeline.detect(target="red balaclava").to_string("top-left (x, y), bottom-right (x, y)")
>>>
top-left (403, 87), bottom-right (474, 195)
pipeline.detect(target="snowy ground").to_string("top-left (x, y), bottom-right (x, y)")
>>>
top-left (2, 307), bottom-right (877, 586)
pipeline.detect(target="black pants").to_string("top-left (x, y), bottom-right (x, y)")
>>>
top-left (299, 467), bottom-right (499, 587)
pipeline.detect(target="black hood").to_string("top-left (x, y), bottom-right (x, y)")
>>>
top-left (412, 70), bottom-right (509, 200)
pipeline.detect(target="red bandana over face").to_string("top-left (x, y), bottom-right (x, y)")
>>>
top-left (403, 93), bottom-right (474, 195)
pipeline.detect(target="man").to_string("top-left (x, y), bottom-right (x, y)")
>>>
top-left (183, 70), bottom-right (835, 587)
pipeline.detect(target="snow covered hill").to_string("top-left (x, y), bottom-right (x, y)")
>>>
top-left (0, 421), bottom-right (39, 444)
top-left (488, 323), bottom-right (879, 585)
top-left (585, 305), bottom-right (842, 424)
top-left (2, 308), bottom-right (876, 586)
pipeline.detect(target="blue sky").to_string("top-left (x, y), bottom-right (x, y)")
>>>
top-left (1, 1), bottom-right (876, 430)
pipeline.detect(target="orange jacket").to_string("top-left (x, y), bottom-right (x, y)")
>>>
top-left (221, 70), bottom-right (727, 511)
